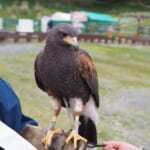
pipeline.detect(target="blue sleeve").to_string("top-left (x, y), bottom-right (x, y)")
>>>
top-left (0, 78), bottom-right (38, 133)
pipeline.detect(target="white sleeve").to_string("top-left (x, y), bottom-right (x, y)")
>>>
top-left (0, 121), bottom-right (37, 150)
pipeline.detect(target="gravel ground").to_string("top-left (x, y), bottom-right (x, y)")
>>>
top-left (0, 41), bottom-right (150, 55)
top-left (0, 42), bottom-right (44, 55)
top-left (102, 88), bottom-right (150, 114)
top-left (101, 88), bottom-right (150, 148)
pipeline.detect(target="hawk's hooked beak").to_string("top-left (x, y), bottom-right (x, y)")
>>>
top-left (63, 36), bottom-right (78, 46)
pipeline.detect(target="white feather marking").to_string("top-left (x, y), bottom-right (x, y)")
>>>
top-left (74, 99), bottom-right (83, 112)
top-left (66, 96), bottom-right (99, 124)
top-left (82, 96), bottom-right (99, 124)
top-left (50, 96), bottom-right (60, 110)
top-left (70, 97), bottom-right (83, 112)
top-left (66, 97), bottom-right (83, 118)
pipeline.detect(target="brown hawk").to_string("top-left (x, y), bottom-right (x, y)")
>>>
top-left (34, 23), bottom-right (99, 149)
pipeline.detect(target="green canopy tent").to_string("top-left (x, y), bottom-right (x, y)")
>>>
top-left (81, 11), bottom-right (117, 23)
top-left (51, 11), bottom-right (118, 34)
top-left (80, 11), bottom-right (118, 34)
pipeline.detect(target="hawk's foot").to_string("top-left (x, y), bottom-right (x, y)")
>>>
top-left (66, 130), bottom-right (87, 148)
top-left (41, 129), bottom-right (62, 149)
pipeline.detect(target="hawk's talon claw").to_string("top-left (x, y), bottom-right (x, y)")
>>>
top-left (66, 130), bottom-right (87, 148)
top-left (41, 129), bottom-right (62, 149)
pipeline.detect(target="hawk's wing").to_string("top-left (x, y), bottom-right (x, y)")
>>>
top-left (77, 50), bottom-right (99, 107)
top-left (34, 52), bottom-right (46, 92)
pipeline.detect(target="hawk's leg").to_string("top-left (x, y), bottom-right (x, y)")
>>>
top-left (42, 97), bottom-right (62, 149)
top-left (66, 99), bottom-right (88, 148)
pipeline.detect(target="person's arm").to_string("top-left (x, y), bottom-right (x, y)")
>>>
top-left (0, 78), bottom-right (38, 133)
top-left (102, 141), bottom-right (141, 150)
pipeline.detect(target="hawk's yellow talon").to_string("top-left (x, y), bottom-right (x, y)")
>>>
top-left (66, 130), bottom-right (87, 148)
top-left (42, 129), bottom-right (62, 149)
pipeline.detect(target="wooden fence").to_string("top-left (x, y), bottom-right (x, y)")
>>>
top-left (0, 32), bottom-right (47, 42)
top-left (0, 32), bottom-right (150, 45)
top-left (78, 34), bottom-right (150, 45)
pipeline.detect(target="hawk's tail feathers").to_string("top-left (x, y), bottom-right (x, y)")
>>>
top-left (79, 116), bottom-right (97, 145)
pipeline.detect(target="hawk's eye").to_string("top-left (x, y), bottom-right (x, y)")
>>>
top-left (59, 31), bottom-right (67, 38)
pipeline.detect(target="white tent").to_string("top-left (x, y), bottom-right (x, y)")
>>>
top-left (50, 12), bottom-right (71, 21)
top-left (0, 18), bottom-right (3, 30)
top-left (41, 16), bottom-right (50, 32)
top-left (16, 19), bottom-right (34, 32)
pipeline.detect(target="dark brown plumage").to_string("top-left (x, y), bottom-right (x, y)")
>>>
top-left (34, 23), bottom-right (99, 149)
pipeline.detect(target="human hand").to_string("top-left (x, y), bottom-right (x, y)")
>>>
top-left (102, 141), bottom-right (141, 150)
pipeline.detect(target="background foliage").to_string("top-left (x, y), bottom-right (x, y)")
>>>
top-left (0, 0), bottom-right (150, 18)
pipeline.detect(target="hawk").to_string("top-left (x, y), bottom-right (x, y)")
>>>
top-left (34, 23), bottom-right (99, 149)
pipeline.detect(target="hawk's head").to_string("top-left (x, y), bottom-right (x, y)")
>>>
top-left (48, 23), bottom-right (78, 47)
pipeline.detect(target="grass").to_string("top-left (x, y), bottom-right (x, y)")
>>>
top-left (0, 42), bottom-right (150, 147)
top-left (80, 43), bottom-right (150, 90)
